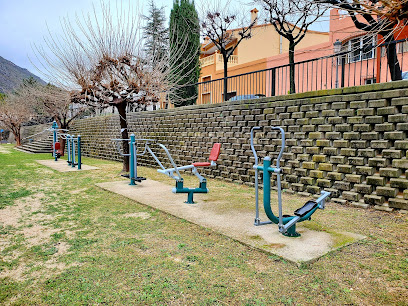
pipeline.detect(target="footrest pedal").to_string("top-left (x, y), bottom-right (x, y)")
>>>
top-left (294, 200), bottom-right (318, 217)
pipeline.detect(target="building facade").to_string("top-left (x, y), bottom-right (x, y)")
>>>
top-left (197, 9), bottom-right (329, 104)
top-left (195, 9), bottom-right (408, 105)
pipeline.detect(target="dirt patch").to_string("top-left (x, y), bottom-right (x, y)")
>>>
top-left (0, 146), bottom-right (11, 154)
top-left (35, 168), bottom-right (55, 175)
top-left (70, 188), bottom-right (88, 195)
top-left (20, 224), bottom-right (59, 246)
top-left (54, 241), bottom-right (70, 255)
top-left (0, 193), bottom-right (45, 227)
top-left (0, 264), bottom-right (26, 281)
top-left (1, 257), bottom-right (79, 282)
top-left (123, 212), bottom-right (151, 219)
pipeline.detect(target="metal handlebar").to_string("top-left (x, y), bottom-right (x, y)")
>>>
top-left (271, 127), bottom-right (285, 168)
top-left (250, 127), bottom-right (262, 167)
top-left (146, 143), bottom-right (183, 180)
top-left (112, 138), bottom-right (131, 156)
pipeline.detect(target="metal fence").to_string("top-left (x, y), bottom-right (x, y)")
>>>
top-left (183, 38), bottom-right (408, 105)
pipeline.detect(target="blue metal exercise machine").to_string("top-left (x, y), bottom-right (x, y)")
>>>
top-left (50, 121), bottom-right (69, 161)
top-left (113, 134), bottom-right (221, 204)
top-left (251, 126), bottom-right (330, 237)
top-left (112, 134), bottom-right (152, 185)
top-left (60, 134), bottom-right (82, 170)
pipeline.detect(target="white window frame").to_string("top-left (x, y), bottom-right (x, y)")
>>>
top-left (344, 36), bottom-right (376, 63)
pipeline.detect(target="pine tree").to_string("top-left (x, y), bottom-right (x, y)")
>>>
top-left (143, 0), bottom-right (168, 63)
top-left (169, 0), bottom-right (200, 107)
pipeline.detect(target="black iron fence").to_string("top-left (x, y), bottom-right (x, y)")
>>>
top-left (180, 38), bottom-right (408, 105)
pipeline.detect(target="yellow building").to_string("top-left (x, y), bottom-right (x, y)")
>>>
top-left (197, 9), bottom-right (329, 104)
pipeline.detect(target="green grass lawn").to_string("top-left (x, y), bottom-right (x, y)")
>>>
top-left (0, 144), bottom-right (407, 305)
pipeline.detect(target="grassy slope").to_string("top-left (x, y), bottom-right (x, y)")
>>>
top-left (0, 144), bottom-right (407, 305)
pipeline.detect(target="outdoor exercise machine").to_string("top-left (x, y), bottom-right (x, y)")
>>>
top-left (60, 133), bottom-right (82, 170)
top-left (112, 134), bottom-right (151, 185)
top-left (153, 142), bottom-right (221, 204)
top-left (112, 134), bottom-right (221, 203)
top-left (51, 121), bottom-right (69, 161)
top-left (251, 126), bottom-right (330, 237)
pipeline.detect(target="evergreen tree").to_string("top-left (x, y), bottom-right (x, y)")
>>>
top-left (143, 0), bottom-right (168, 63)
top-left (169, 0), bottom-right (200, 107)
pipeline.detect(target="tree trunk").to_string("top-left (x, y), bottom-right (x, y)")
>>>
top-left (12, 125), bottom-right (21, 146)
top-left (116, 102), bottom-right (130, 172)
top-left (384, 36), bottom-right (402, 81)
top-left (60, 121), bottom-right (68, 156)
top-left (289, 42), bottom-right (296, 94)
top-left (223, 54), bottom-right (228, 101)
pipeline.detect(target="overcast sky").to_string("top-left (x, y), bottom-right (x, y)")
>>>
top-left (0, 0), bottom-right (329, 80)
top-left (0, 0), bottom-right (175, 77)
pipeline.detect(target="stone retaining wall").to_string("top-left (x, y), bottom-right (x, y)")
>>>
top-left (20, 123), bottom-right (52, 144)
top-left (71, 81), bottom-right (408, 211)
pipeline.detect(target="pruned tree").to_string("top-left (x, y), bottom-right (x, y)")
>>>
top-left (200, 1), bottom-right (258, 101)
top-left (169, 0), bottom-right (201, 106)
top-left (257, 0), bottom-right (327, 94)
top-left (320, 0), bottom-right (408, 80)
top-left (33, 1), bottom-right (197, 171)
top-left (0, 92), bottom-right (34, 146)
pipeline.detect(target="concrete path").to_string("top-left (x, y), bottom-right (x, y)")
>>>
top-left (97, 179), bottom-right (365, 264)
top-left (36, 160), bottom-right (99, 172)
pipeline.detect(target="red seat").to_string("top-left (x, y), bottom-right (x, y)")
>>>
top-left (191, 143), bottom-right (221, 167)
top-left (192, 162), bottom-right (211, 167)
top-left (54, 142), bottom-right (61, 150)
top-left (209, 143), bottom-right (221, 161)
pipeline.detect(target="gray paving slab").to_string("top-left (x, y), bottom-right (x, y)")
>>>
top-left (36, 160), bottom-right (99, 172)
top-left (97, 180), bottom-right (365, 264)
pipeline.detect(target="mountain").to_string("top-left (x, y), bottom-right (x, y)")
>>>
top-left (0, 56), bottom-right (46, 93)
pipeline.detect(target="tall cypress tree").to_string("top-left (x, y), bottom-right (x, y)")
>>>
top-left (142, 0), bottom-right (168, 64)
top-left (169, 0), bottom-right (200, 107)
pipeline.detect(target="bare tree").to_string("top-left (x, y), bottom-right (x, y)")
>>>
top-left (257, 0), bottom-right (327, 94)
top-left (31, 84), bottom-right (87, 130)
top-left (0, 92), bottom-right (34, 146)
top-left (28, 84), bottom-right (88, 151)
top-left (199, 1), bottom-right (258, 101)
top-left (33, 1), bottom-right (194, 171)
top-left (320, 0), bottom-right (408, 80)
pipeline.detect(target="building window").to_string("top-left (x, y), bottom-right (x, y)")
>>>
top-left (365, 77), bottom-right (376, 84)
top-left (202, 76), bottom-right (211, 92)
top-left (343, 36), bottom-right (376, 63)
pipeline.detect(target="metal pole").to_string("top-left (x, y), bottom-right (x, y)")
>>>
top-left (72, 136), bottom-right (76, 168)
top-left (129, 134), bottom-right (136, 185)
top-left (271, 126), bottom-right (285, 231)
top-left (133, 137), bottom-right (138, 180)
top-left (52, 121), bottom-right (58, 161)
top-left (333, 40), bottom-right (342, 89)
top-left (335, 57), bottom-right (339, 88)
top-left (250, 127), bottom-right (261, 224)
top-left (77, 135), bottom-right (81, 170)
top-left (277, 169), bottom-right (283, 231)
top-left (67, 135), bottom-right (71, 165)
top-left (263, 157), bottom-right (271, 224)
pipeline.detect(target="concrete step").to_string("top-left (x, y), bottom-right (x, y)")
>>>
top-left (18, 136), bottom-right (54, 154)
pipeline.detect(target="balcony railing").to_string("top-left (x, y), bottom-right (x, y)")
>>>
top-left (186, 39), bottom-right (408, 105)
top-left (217, 54), bottom-right (238, 65)
top-left (200, 54), bottom-right (239, 68)
top-left (200, 55), bottom-right (215, 67)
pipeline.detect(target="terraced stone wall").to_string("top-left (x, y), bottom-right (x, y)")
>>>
top-left (20, 123), bottom-right (52, 144)
top-left (71, 81), bottom-right (408, 211)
